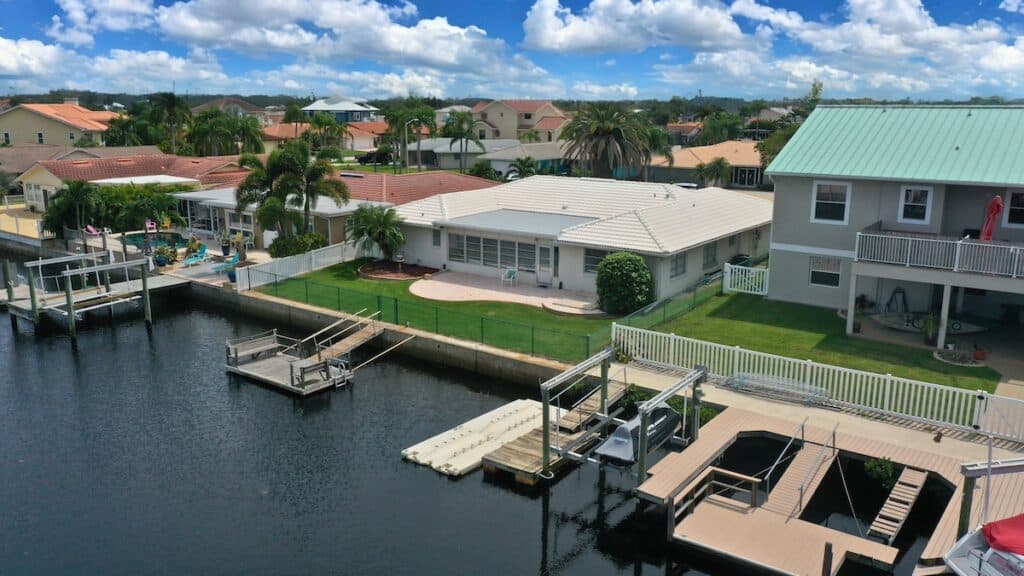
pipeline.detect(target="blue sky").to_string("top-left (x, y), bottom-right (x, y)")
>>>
top-left (3, 0), bottom-right (1024, 100)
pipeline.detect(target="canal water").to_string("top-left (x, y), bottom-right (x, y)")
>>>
top-left (0, 301), bottom-right (743, 576)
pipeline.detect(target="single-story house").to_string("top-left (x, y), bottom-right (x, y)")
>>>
top-left (405, 138), bottom-right (520, 170)
top-left (0, 144), bottom-right (164, 183)
top-left (475, 141), bottom-right (569, 178)
top-left (261, 122), bottom-right (310, 153)
top-left (649, 140), bottom-right (765, 189)
top-left (394, 175), bottom-right (772, 299)
top-left (666, 121), bottom-right (703, 145)
top-left (17, 154), bottom-right (251, 211)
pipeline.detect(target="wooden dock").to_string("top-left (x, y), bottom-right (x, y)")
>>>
top-left (760, 444), bottom-right (836, 518)
top-left (482, 427), bottom-right (595, 486)
top-left (867, 467), bottom-right (927, 544)
top-left (6, 274), bottom-right (189, 322)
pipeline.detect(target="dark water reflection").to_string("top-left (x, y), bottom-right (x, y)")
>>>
top-left (0, 301), bottom-right (746, 575)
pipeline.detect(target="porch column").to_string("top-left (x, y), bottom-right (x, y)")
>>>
top-left (937, 283), bottom-right (952, 350)
top-left (845, 271), bottom-right (857, 334)
top-left (955, 285), bottom-right (966, 314)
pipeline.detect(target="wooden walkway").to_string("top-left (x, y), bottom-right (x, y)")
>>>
top-left (760, 445), bottom-right (836, 518)
top-left (867, 467), bottom-right (928, 544)
top-left (7, 274), bottom-right (190, 322)
top-left (304, 323), bottom-right (383, 363)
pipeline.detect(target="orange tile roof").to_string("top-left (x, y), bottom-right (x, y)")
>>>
top-left (346, 121), bottom-right (429, 137)
top-left (652, 140), bottom-right (761, 169)
top-left (262, 122), bottom-right (310, 141)
top-left (333, 171), bottom-right (498, 205)
top-left (33, 154), bottom-right (249, 188)
top-left (666, 121), bottom-right (703, 133)
top-left (12, 103), bottom-right (120, 131)
top-left (532, 116), bottom-right (568, 131)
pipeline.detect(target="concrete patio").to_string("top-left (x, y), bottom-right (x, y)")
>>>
top-left (409, 270), bottom-right (603, 315)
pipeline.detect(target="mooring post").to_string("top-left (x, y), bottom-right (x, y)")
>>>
top-left (599, 355), bottom-right (610, 414)
top-left (541, 386), bottom-right (551, 478)
top-left (65, 275), bottom-right (77, 349)
top-left (958, 476), bottom-right (977, 539)
top-left (821, 542), bottom-right (833, 576)
top-left (103, 269), bottom-right (111, 293)
top-left (637, 409), bottom-right (650, 483)
top-left (691, 378), bottom-right (703, 442)
top-left (27, 268), bottom-right (39, 323)
top-left (140, 263), bottom-right (152, 331)
top-left (2, 260), bottom-right (13, 303)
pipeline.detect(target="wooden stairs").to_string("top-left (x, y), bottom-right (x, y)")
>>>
top-left (867, 467), bottom-right (928, 544)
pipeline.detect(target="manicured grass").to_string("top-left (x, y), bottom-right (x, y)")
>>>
top-left (257, 258), bottom-right (613, 361)
top-left (655, 293), bottom-right (1001, 392)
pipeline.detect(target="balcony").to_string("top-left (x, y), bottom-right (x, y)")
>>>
top-left (855, 227), bottom-right (1024, 279)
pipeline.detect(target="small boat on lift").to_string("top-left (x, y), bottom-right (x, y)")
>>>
top-left (945, 514), bottom-right (1024, 576)
top-left (593, 403), bottom-right (680, 466)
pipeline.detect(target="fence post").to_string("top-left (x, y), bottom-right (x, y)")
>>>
top-left (304, 279), bottom-right (309, 303)
top-left (884, 374), bottom-right (892, 413)
top-left (393, 299), bottom-right (399, 324)
top-left (336, 287), bottom-right (341, 310)
top-left (972, 391), bottom-right (987, 431)
top-left (723, 263), bottom-right (731, 294)
top-left (732, 346), bottom-right (741, 377)
top-left (586, 334), bottom-right (592, 358)
top-left (274, 274), bottom-right (279, 297)
top-left (434, 307), bottom-right (439, 333)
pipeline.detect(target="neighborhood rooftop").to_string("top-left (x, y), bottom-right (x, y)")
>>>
top-left (767, 105), bottom-right (1024, 186)
top-left (1, 102), bottom-right (120, 132)
top-left (652, 139), bottom-right (761, 169)
top-left (476, 141), bottom-right (567, 162)
top-left (333, 171), bottom-right (499, 205)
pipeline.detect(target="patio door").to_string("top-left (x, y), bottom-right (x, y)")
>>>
top-left (537, 245), bottom-right (553, 286)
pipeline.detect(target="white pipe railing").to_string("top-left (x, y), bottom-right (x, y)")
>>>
top-left (723, 263), bottom-right (769, 295)
top-left (611, 323), bottom-right (1024, 443)
top-left (856, 231), bottom-right (1024, 278)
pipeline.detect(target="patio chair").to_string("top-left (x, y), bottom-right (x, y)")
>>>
top-left (501, 267), bottom-right (517, 287)
top-left (243, 234), bottom-right (255, 250)
top-left (213, 252), bottom-right (240, 274)
top-left (182, 244), bottom-right (210, 267)
top-left (85, 224), bottom-right (102, 236)
top-left (145, 219), bottom-right (157, 233)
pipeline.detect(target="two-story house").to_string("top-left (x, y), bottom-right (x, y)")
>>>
top-left (765, 105), bottom-right (1024, 349)
top-left (0, 98), bottom-right (119, 146)
top-left (470, 100), bottom-right (568, 142)
top-left (302, 96), bottom-right (379, 123)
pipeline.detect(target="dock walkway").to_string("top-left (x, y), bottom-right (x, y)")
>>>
top-left (866, 467), bottom-right (927, 544)
top-left (7, 274), bottom-right (189, 321)
top-left (760, 444), bottom-right (836, 518)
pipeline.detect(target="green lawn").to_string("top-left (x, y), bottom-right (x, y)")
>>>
top-left (257, 258), bottom-right (613, 361)
top-left (655, 293), bottom-right (1001, 392)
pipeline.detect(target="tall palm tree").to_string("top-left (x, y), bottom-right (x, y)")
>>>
top-left (61, 180), bottom-right (99, 250)
top-left (642, 126), bottom-right (674, 182)
top-left (347, 204), bottom-right (405, 261)
top-left (308, 113), bottom-right (349, 150)
top-left (104, 114), bottom-right (142, 146)
top-left (695, 157), bottom-right (732, 187)
top-left (408, 104), bottom-right (436, 171)
top-left (520, 129), bottom-right (540, 143)
top-left (232, 115), bottom-right (265, 154)
top-left (508, 157), bottom-right (537, 180)
top-left (190, 109), bottom-right (234, 156)
top-left (561, 103), bottom-right (647, 179)
top-left (441, 110), bottom-right (483, 174)
top-left (149, 92), bottom-right (191, 155)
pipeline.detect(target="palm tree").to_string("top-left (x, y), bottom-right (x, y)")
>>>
top-left (347, 204), bottom-right (405, 261)
top-left (308, 113), bottom-right (349, 150)
top-left (694, 157), bottom-right (732, 187)
top-left (561, 103), bottom-right (647, 179)
top-left (508, 157), bottom-right (537, 180)
top-left (190, 109), bottom-right (234, 156)
top-left (104, 115), bottom-right (142, 146)
top-left (408, 104), bottom-right (436, 171)
top-left (149, 92), bottom-right (191, 154)
top-left (642, 126), bottom-right (674, 182)
top-left (283, 104), bottom-right (306, 124)
top-left (233, 115), bottom-right (265, 154)
top-left (61, 180), bottom-right (98, 250)
top-left (441, 110), bottom-right (483, 174)
top-left (520, 129), bottom-right (540, 143)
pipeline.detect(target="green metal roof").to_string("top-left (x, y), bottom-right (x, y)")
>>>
top-left (766, 105), bottom-right (1024, 186)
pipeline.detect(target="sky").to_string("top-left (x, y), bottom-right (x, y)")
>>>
top-left (3, 0), bottom-right (1024, 101)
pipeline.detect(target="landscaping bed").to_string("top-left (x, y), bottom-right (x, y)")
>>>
top-left (357, 261), bottom-right (437, 281)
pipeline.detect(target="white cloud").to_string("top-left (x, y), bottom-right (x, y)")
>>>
top-left (47, 0), bottom-right (154, 45)
top-left (0, 36), bottom-right (74, 76)
top-left (1002, 0), bottom-right (1024, 13)
top-left (522, 0), bottom-right (744, 53)
top-left (604, 59), bottom-right (616, 66)
top-left (571, 81), bottom-right (639, 99)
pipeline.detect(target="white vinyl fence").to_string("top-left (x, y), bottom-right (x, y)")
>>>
top-left (612, 323), bottom-right (1024, 443)
top-left (723, 263), bottom-right (769, 295)
top-left (235, 241), bottom-right (374, 292)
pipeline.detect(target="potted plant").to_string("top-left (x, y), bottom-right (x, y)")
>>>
top-left (152, 245), bottom-right (176, 267)
top-left (219, 230), bottom-right (231, 257)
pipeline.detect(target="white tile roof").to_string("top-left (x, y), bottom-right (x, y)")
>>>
top-left (303, 96), bottom-right (379, 112)
top-left (394, 175), bottom-right (772, 254)
top-left (476, 141), bottom-right (567, 161)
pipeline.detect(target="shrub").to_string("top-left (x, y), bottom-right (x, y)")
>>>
top-left (268, 232), bottom-right (328, 258)
top-left (595, 251), bottom-right (654, 314)
top-left (865, 457), bottom-right (897, 490)
top-left (467, 160), bottom-right (499, 181)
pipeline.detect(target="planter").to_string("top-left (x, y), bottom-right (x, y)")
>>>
top-left (226, 269), bottom-right (237, 283)
top-left (153, 256), bottom-right (167, 267)
top-left (220, 242), bottom-right (231, 257)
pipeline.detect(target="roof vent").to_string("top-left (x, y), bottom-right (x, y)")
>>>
top-left (114, 158), bottom-right (133, 163)
top-left (967, 110), bottom-right (973, 117)
top-left (71, 160), bottom-right (89, 165)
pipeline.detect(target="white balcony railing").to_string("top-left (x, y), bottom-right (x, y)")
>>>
top-left (856, 231), bottom-right (1024, 278)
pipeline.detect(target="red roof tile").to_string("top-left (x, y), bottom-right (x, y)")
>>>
top-left (0, 145), bottom-right (164, 175)
top-left (332, 171), bottom-right (498, 205)
top-left (33, 154), bottom-right (249, 188)
top-left (11, 103), bottom-right (120, 131)
top-left (532, 116), bottom-right (568, 131)
top-left (262, 122), bottom-right (310, 140)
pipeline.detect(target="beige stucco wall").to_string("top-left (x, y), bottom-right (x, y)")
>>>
top-left (0, 108), bottom-right (100, 146)
top-left (17, 165), bottom-right (64, 211)
top-left (473, 102), bottom-right (517, 139)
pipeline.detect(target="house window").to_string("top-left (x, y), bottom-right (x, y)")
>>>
top-left (480, 112), bottom-right (487, 120)
top-left (524, 113), bottom-right (533, 120)
top-left (517, 242), bottom-right (536, 272)
top-left (1, 132), bottom-right (9, 145)
top-left (728, 235), bottom-right (737, 247)
top-left (499, 240), bottom-right (516, 268)
top-left (478, 130), bottom-right (486, 140)
top-left (482, 238), bottom-right (499, 267)
top-left (703, 243), bottom-right (718, 268)
top-left (811, 181), bottom-right (850, 224)
top-left (809, 256), bottom-right (841, 287)
top-left (670, 252), bottom-right (687, 278)
top-left (432, 228), bottom-right (441, 247)
top-left (69, 132), bottom-right (76, 141)
top-left (448, 233), bottom-right (466, 262)
top-left (466, 235), bottom-right (482, 264)
top-left (898, 186), bottom-right (933, 224)
top-left (36, 132), bottom-right (44, 144)
top-left (734, 167), bottom-right (758, 187)
top-left (584, 248), bottom-right (608, 274)
top-left (1004, 191), bottom-right (1024, 228)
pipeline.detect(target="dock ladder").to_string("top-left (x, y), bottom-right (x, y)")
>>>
top-left (866, 467), bottom-right (928, 544)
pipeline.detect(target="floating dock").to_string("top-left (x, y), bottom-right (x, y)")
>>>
top-left (402, 399), bottom-right (546, 477)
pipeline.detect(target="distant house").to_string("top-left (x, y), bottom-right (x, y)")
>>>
top-left (0, 98), bottom-right (119, 146)
top-left (435, 105), bottom-right (471, 129)
top-left (16, 154), bottom-right (251, 211)
top-left (303, 96), bottom-right (379, 123)
top-left (470, 100), bottom-right (568, 142)
top-left (666, 121), bottom-right (703, 145)
top-left (405, 138), bottom-right (520, 170)
top-left (191, 97), bottom-right (268, 124)
top-left (755, 106), bottom-right (796, 123)
top-left (394, 175), bottom-right (772, 298)
top-left (0, 144), bottom-right (164, 181)
top-left (475, 141), bottom-right (569, 178)
top-left (261, 122), bottom-right (311, 153)
top-left (649, 140), bottom-right (765, 188)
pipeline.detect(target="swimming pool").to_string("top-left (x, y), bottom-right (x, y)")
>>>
top-left (124, 232), bottom-right (187, 249)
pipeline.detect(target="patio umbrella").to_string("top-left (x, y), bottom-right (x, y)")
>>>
top-left (981, 194), bottom-right (1004, 241)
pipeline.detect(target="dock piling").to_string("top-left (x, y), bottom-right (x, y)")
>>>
top-left (65, 275), bottom-right (77, 349)
top-left (3, 260), bottom-right (13, 302)
top-left (140, 263), bottom-right (152, 330)
top-left (27, 268), bottom-right (39, 323)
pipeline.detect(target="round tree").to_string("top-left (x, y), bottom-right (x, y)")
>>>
top-left (595, 252), bottom-right (655, 314)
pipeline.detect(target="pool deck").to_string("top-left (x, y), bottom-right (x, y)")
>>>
top-left (637, 405), bottom-right (1024, 574)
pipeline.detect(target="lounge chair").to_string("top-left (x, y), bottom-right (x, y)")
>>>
top-left (213, 252), bottom-right (240, 274)
top-left (182, 244), bottom-right (210, 267)
top-left (85, 224), bottom-right (102, 236)
top-left (501, 267), bottom-right (517, 287)
top-left (145, 219), bottom-right (157, 233)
